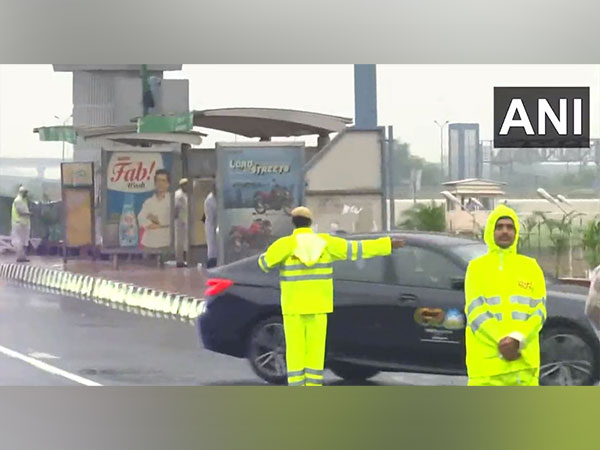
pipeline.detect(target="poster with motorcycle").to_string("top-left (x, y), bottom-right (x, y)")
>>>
top-left (216, 142), bottom-right (305, 265)
top-left (102, 149), bottom-right (174, 253)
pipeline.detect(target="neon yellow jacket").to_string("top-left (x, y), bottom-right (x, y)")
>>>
top-left (259, 228), bottom-right (392, 315)
top-left (464, 205), bottom-right (547, 377)
top-left (12, 195), bottom-right (30, 227)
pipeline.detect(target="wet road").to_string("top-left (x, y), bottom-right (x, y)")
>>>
top-left (0, 280), bottom-right (467, 386)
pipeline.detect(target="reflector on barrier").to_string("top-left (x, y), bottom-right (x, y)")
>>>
top-left (160, 293), bottom-right (169, 313)
top-left (118, 283), bottom-right (127, 303)
top-left (187, 299), bottom-right (199, 319)
top-left (113, 283), bottom-right (121, 303)
top-left (128, 285), bottom-right (136, 305)
top-left (139, 288), bottom-right (150, 308)
top-left (122, 285), bottom-right (132, 305)
top-left (178, 298), bottom-right (190, 318)
top-left (68, 274), bottom-right (75, 293)
top-left (96, 279), bottom-right (104, 299)
top-left (135, 287), bottom-right (145, 307)
top-left (158, 293), bottom-right (168, 314)
top-left (106, 280), bottom-right (114, 301)
top-left (102, 279), bottom-right (110, 300)
top-left (92, 278), bottom-right (101, 298)
top-left (130, 285), bottom-right (138, 306)
top-left (151, 291), bottom-right (161, 312)
top-left (60, 273), bottom-right (68, 291)
top-left (86, 277), bottom-right (94, 296)
top-left (170, 295), bottom-right (181, 316)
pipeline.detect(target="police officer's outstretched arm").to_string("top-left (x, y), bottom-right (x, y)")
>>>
top-left (326, 235), bottom-right (404, 262)
top-left (464, 261), bottom-right (504, 346)
top-left (258, 237), bottom-right (291, 273)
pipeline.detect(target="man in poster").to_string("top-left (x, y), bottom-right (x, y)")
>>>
top-left (138, 169), bottom-right (171, 250)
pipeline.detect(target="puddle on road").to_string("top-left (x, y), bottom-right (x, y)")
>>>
top-left (79, 367), bottom-right (167, 383)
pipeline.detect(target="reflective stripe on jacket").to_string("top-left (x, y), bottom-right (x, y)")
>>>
top-left (259, 228), bottom-right (391, 315)
top-left (465, 205), bottom-right (547, 378)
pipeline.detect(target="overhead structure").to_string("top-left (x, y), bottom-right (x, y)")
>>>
top-left (192, 107), bottom-right (352, 143)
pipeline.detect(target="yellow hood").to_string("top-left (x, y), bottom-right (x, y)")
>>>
top-left (483, 204), bottom-right (520, 254)
top-left (293, 229), bottom-right (327, 267)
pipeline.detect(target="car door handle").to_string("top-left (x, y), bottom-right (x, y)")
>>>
top-left (398, 294), bottom-right (418, 303)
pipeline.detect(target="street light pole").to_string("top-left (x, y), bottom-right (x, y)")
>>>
top-left (537, 188), bottom-right (576, 277)
top-left (55, 114), bottom-right (73, 161)
top-left (434, 120), bottom-right (449, 180)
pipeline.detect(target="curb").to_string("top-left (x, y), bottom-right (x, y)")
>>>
top-left (0, 263), bottom-right (205, 325)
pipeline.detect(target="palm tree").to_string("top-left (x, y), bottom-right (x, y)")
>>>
top-left (582, 216), bottom-right (600, 271)
top-left (518, 214), bottom-right (540, 252)
top-left (399, 201), bottom-right (446, 232)
top-left (536, 211), bottom-right (583, 277)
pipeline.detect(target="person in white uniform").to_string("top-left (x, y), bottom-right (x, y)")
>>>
top-left (11, 186), bottom-right (32, 263)
top-left (138, 169), bottom-right (171, 251)
top-left (203, 183), bottom-right (218, 268)
top-left (174, 178), bottom-right (189, 268)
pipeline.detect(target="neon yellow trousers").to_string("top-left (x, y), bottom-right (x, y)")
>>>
top-left (468, 368), bottom-right (539, 386)
top-left (283, 313), bottom-right (327, 386)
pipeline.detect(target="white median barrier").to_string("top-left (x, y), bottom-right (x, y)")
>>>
top-left (0, 262), bottom-right (205, 326)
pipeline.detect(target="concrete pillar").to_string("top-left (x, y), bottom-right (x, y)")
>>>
top-left (354, 64), bottom-right (378, 130)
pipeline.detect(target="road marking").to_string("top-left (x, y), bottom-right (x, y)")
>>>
top-left (0, 344), bottom-right (102, 386)
top-left (28, 352), bottom-right (59, 360)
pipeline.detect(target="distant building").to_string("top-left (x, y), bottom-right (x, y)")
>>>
top-left (448, 123), bottom-right (482, 180)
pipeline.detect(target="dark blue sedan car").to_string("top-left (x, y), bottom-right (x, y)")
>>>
top-left (197, 232), bottom-right (600, 385)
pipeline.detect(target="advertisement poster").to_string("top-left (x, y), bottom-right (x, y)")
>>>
top-left (216, 143), bottom-right (305, 265)
top-left (61, 162), bottom-right (94, 249)
top-left (61, 162), bottom-right (94, 187)
top-left (63, 189), bottom-right (94, 247)
top-left (103, 151), bottom-right (174, 251)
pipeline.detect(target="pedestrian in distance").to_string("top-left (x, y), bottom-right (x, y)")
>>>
top-left (11, 186), bottom-right (32, 263)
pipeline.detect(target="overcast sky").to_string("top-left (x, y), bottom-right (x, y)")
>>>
top-left (1, 64), bottom-right (599, 165)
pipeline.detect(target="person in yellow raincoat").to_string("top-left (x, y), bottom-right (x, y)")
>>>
top-left (11, 186), bottom-right (32, 263)
top-left (258, 206), bottom-right (404, 386)
top-left (465, 204), bottom-right (547, 386)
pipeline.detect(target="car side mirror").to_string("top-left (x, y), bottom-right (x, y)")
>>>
top-left (451, 277), bottom-right (465, 290)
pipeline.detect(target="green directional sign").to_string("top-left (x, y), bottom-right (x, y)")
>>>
top-left (38, 126), bottom-right (78, 144)
top-left (137, 113), bottom-right (194, 133)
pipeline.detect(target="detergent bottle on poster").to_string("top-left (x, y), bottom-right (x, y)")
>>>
top-left (119, 193), bottom-right (138, 247)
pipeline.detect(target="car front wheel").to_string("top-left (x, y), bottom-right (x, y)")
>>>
top-left (247, 316), bottom-right (287, 385)
top-left (540, 325), bottom-right (598, 386)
